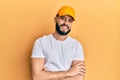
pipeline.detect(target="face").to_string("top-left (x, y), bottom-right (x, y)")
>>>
top-left (55, 15), bottom-right (74, 35)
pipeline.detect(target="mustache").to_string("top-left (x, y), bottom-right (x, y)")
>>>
top-left (60, 24), bottom-right (69, 29)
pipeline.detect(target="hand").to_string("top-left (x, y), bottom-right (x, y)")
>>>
top-left (66, 62), bottom-right (86, 77)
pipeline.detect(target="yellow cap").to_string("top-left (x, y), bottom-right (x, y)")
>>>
top-left (57, 6), bottom-right (76, 20)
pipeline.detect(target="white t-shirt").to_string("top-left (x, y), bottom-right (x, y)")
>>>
top-left (31, 34), bottom-right (84, 72)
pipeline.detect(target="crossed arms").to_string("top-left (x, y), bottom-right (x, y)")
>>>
top-left (31, 58), bottom-right (86, 80)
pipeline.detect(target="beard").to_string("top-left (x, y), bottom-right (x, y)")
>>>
top-left (55, 23), bottom-right (71, 35)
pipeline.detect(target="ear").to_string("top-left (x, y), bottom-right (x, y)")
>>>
top-left (54, 17), bottom-right (57, 23)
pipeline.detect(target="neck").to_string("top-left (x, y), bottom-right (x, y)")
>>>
top-left (53, 31), bottom-right (68, 41)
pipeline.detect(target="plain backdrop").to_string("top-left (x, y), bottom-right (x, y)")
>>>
top-left (0, 0), bottom-right (120, 80)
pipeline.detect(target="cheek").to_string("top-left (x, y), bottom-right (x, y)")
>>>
top-left (57, 20), bottom-right (65, 24)
top-left (69, 23), bottom-right (72, 28)
top-left (68, 24), bottom-right (72, 28)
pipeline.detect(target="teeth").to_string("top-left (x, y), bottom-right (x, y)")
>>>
top-left (62, 26), bottom-right (67, 29)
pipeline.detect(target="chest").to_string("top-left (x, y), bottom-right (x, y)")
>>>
top-left (44, 43), bottom-right (75, 63)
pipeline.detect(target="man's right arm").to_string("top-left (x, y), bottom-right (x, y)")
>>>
top-left (31, 58), bottom-right (68, 80)
top-left (31, 58), bottom-right (85, 80)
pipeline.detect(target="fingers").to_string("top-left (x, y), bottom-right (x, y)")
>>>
top-left (74, 63), bottom-right (86, 76)
top-left (75, 63), bottom-right (85, 66)
top-left (75, 63), bottom-right (86, 70)
top-left (79, 68), bottom-right (86, 76)
top-left (66, 62), bottom-right (86, 77)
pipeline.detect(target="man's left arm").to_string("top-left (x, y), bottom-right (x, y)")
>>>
top-left (44, 60), bottom-right (86, 80)
top-left (61, 60), bottom-right (86, 80)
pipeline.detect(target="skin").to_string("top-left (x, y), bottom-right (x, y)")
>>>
top-left (31, 15), bottom-right (86, 80)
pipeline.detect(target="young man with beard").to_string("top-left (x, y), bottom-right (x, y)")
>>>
top-left (31, 6), bottom-right (86, 80)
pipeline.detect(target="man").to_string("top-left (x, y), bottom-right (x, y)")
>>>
top-left (31, 6), bottom-right (86, 80)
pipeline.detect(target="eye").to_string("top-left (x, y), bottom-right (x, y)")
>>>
top-left (69, 19), bottom-right (73, 23)
top-left (60, 16), bottom-right (65, 20)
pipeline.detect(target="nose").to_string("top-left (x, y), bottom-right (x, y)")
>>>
top-left (64, 19), bottom-right (69, 25)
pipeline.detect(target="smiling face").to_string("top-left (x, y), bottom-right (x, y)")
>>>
top-left (55, 15), bottom-right (74, 35)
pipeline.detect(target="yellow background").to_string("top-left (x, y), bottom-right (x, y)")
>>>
top-left (0, 0), bottom-right (120, 80)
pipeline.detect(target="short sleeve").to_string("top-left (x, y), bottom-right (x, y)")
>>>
top-left (72, 42), bottom-right (84, 61)
top-left (31, 39), bottom-right (45, 58)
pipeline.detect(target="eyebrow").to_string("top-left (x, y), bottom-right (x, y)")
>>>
top-left (60, 16), bottom-right (73, 20)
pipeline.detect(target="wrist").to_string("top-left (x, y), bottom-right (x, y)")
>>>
top-left (64, 71), bottom-right (70, 77)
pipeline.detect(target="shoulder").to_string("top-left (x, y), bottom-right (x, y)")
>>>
top-left (68, 36), bottom-right (83, 47)
top-left (35, 34), bottom-right (52, 42)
